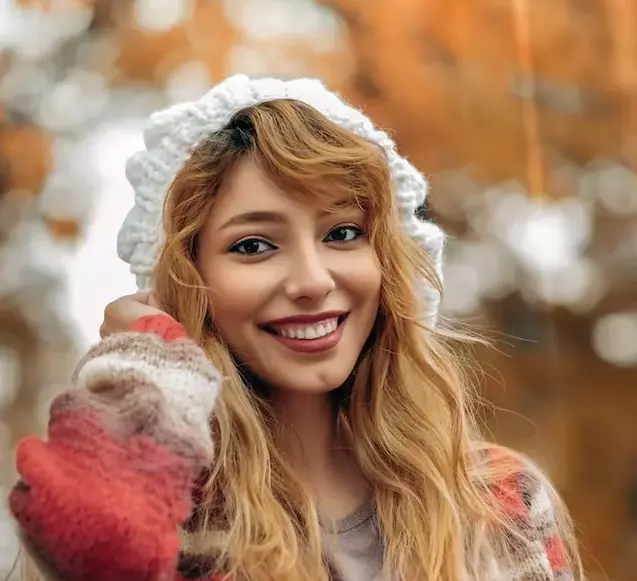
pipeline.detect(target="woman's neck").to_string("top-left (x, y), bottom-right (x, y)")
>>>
top-left (271, 390), bottom-right (371, 520)
top-left (272, 390), bottom-right (338, 478)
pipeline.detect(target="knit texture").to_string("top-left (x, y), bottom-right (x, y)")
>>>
top-left (488, 452), bottom-right (573, 581)
top-left (117, 74), bottom-right (445, 325)
top-left (10, 315), bottom-right (220, 581)
top-left (10, 315), bottom-right (572, 581)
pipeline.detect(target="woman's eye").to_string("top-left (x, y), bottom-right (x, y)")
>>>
top-left (229, 238), bottom-right (276, 255)
top-left (324, 225), bottom-right (364, 243)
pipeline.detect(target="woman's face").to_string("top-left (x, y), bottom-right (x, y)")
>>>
top-left (197, 156), bottom-right (381, 394)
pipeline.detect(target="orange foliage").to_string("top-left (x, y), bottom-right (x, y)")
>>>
top-left (324, 0), bottom-right (636, 187)
top-left (111, 1), bottom-right (239, 84)
top-left (0, 125), bottom-right (52, 193)
top-left (43, 217), bottom-right (81, 240)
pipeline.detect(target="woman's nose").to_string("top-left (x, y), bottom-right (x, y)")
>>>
top-left (284, 247), bottom-right (336, 303)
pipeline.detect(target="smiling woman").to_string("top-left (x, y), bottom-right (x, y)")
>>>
top-left (9, 76), bottom-right (582, 581)
top-left (193, 150), bottom-right (381, 392)
top-left (158, 99), bottom-right (418, 399)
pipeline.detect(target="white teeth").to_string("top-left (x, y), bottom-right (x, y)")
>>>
top-left (276, 317), bottom-right (339, 340)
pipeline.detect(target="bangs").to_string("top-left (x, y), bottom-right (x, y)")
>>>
top-left (231, 99), bottom-right (393, 219)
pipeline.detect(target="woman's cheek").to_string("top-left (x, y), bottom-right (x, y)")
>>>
top-left (332, 248), bottom-right (381, 293)
top-left (206, 262), bottom-right (276, 319)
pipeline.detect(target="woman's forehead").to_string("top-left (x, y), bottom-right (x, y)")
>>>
top-left (209, 156), bottom-right (365, 222)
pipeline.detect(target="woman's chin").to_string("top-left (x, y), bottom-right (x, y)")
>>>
top-left (263, 366), bottom-right (352, 395)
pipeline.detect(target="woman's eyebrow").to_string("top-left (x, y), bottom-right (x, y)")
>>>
top-left (221, 211), bottom-right (287, 229)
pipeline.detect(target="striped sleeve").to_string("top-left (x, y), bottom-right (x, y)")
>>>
top-left (524, 475), bottom-right (572, 580)
top-left (10, 314), bottom-right (221, 581)
top-left (492, 462), bottom-right (574, 581)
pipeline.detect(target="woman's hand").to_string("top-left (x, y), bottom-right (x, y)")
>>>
top-left (100, 292), bottom-right (170, 338)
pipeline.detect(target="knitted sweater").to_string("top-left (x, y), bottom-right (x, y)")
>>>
top-left (9, 314), bottom-right (573, 581)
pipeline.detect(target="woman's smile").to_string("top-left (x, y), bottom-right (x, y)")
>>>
top-left (260, 312), bottom-right (350, 354)
top-left (197, 156), bottom-right (381, 393)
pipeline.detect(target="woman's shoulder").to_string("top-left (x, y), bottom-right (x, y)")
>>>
top-left (476, 444), bottom-right (560, 521)
top-left (474, 443), bottom-right (580, 580)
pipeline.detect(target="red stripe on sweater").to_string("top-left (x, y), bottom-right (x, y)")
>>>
top-left (131, 314), bottom-right (188, 342)
top-left (544, 533), bottom-right (569, 571)
top-left (491, 472), bottom-right (529, 521)
top-left (10, 406), bottom-right (199, 581)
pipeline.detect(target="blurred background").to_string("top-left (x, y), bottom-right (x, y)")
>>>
top-left (0, 0), bottom-right (636, 579)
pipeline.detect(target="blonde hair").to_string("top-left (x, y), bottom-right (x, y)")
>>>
top-left (154, 99), bottom-right (582, 581)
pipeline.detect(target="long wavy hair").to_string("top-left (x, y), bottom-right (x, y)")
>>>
top-left (154, 99), bottom-right (582, 581)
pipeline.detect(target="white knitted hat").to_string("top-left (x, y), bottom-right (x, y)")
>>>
top-left (118, 74), bottom-right (445, 325)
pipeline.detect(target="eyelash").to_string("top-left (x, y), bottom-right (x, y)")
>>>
top-left (228, 225), bottom-right (365, 256)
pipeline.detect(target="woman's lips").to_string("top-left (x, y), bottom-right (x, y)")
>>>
top-left (264, 316), bottom-right (347, 354)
